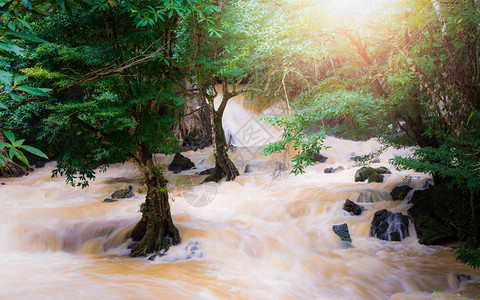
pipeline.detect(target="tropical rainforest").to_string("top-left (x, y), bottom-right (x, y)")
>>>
top-left (1, 0), bottom-right (480, 298)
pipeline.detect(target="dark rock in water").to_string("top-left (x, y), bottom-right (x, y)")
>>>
top-left (198, 168), bottom-right (214, 175)
top-left (324, 166), bottom-right (344, 174)
top-left (354, 167), bottom-right (384, 183)
top-left (457, 274), bottom-right (474, 283)
top-left (370, 209), bottom-right (409, 241)
top-left (332, 223), bottom-right (352, 243)
top-left (390, 185), bottom-right (413, 201)
top-left (111, 185), bottom-right (134, 198)
top-left (343, 199), bottom-right (364, 216)
top-left (324, 167), bottom-right (335, 174)
top-left (408, 187), bottom-right (457, 245)
top-left (35, 161), bottom-right (46, 168)
top-left (103, 198), bottom-right (118, 203)
top-left (1, 183), bottom-right (4, 185)
top-left (139, 202), bottom-right (145, 213)
top-left (168, 153), bottom-right (195, 173)
top-left (245, 164), bottom-right (254, 173)
top-left (310, 151), bottom-right (328, 163)
top-left (375, 166), bottom-right (391, 174)
top-left (350, 155), bottom-right (380, 163)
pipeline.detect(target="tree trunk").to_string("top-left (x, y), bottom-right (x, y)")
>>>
top-left (130, 146), bottom-right (180, 257)
top-left (0, 133), bottom-right (28, 178)
top-left (203, 87), bottom-right (239, 183)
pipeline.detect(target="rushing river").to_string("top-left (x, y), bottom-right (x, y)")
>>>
top-left (1, 97), bottom-right (480, 299)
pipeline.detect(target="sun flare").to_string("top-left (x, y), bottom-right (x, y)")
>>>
top-left (322, 0), bottom-right (386, 21)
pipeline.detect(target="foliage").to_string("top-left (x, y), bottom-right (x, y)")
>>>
top-left (0, 130), bottom-right (48, 167)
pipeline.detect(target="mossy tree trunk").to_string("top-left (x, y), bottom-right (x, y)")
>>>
top-left (203, 81), bottom-right (239, 183)
top-left (130, 143), bottom-right (180, 257)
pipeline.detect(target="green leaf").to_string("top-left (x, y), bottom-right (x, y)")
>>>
top-left (13, 139), bottom-right (25, 147)
top-left (16, 85), bottom-right (51, 97)
top-left (20, 145), bottom-right (48, 159)
top-left (21, 0), bottom-right (31, 8)
top-left (6, 31), bottom-right (48, 43)
top-left (0, 42), bottom-right (24, 55)
top-left (0, 70), bottom-right (13, 86)
top-left (8, 93), bottom-right (20, 102)
top-left (14, 150), bottom-right (30, 167)
top-left (0, 153), bottom-right (12, 163)
top-left (0, 102), bottom-right (7, 110)
top-left (0, 142), bottom-right (10, 149)
top-left (3, 131), bottom-right (15, 143)
top-left (9, 146), bottom-right (16, 159)
top-left (14, 75), bottom-right (27, 84)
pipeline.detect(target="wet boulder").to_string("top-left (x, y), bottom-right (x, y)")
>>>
top-left (343, 199), bottom-right (364, 216)
top-left (390, 185), bottom-right (413, 201)
top-left (103, 198), bottom-right (118, 203)
top-left (354, 167), bottom-right (384, 183)
top-left (375, 166), bottom-right (391, 175)
top-left (324, 166), bottom-right (344, 174)
top-left (310, 151), bottom-right (328, 163)
top-left (350, 155), bottom-right (380, 163)
top-left (370, 209), bottom-right (409, 241)
top-left (168, 153), bottom-right (195, 173)
top-left (332, 223), bottom-right (352, 243)
top-left (111, 186), bottom-right (134, 198)
top-left (407, 187), bottom-right (457, 245)
top-left (457, 274), bottom-right (474, 283)
top-left (244, 164), bottom-right (254, 173)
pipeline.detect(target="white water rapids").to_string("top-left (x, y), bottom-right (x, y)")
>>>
top-left (1, 97), bottom-right (479, 299)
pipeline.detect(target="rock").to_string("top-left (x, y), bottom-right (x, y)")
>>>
top-left (310, 151), bottom-right (328, 163)
top-left (375, 166), bottom-right (391, 174)
top-left (103, 198), bottom-right (118, 203)
top-left (244, 164), bottom-right (254, 173)
top-left (370, 209), bottom-right (409, 241)
top-left (354, 167), bottom-right (384, 183)
top-left (198, 168), bottom-right (214, 175)
top-left (332, 223), bottom-right (352, 243)
top-left (324, 166), bottom-right (344, 174)
top-left (35, 161), bottom-right (46, 168)
top-left (350, 155), bottom-right (380, 163)
top-left (457, 274), bottom-right (474, 283)
top-left (408, 187), bottom-right (457, 245)
top-left (343, 199), bottom-right (364, 216)
top-left (139, 202), bottom-right (145, 213)
top-left (324, 167), bottom-right (335, 174)
top-left (1, 183), bottom-right (4, 185)
top-left (390, 185), bottom-right (413, 201)
top-left (168, 153), bottom-right (195, 173)
top-left (111, 186), bottom-right (134, 198)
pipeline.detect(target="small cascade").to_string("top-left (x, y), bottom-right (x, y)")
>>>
top-left (370, 209), bottom-right (410, 241)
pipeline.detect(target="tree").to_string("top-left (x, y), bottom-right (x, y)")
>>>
top-left (25, 0), bottom-right (220, 257)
